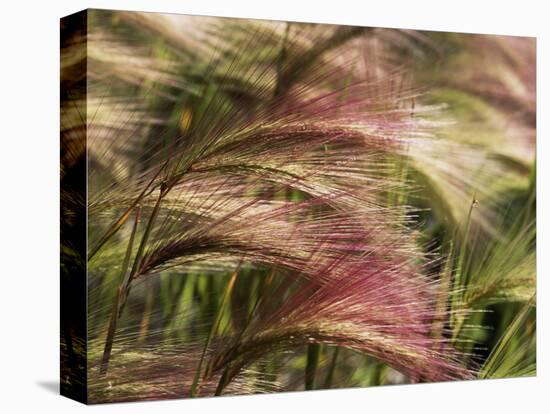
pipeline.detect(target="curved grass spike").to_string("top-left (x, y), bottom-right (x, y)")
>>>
top-left (208, 251), bottom-right (474, 393)
top-left (450, 179), bottom-right (535, 337)
top-left (479, 295), bottom-right (536, 379)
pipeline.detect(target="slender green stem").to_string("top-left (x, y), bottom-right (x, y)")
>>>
top-left (99, 287), bottom-right (121, 376)
top-left (456, 195), bottom-right (477, 284)
top-left (452, 195), bottom-right (477, 341)
top-left (214, 366), bottom-right (232, 396)
top-left (212, 268), bottom-right (275, 396)
top-left (101, 179), bottom-right (167, 376)
top-left (99, 206), bottom-right (141, 375)
top-left (521, 160), bottom-right (536, 229)
top-left (323, 347), bottom-right (340, 389)
top-left (432, 241), bottom-right (453, 344)
top-left (305, 343), bottom-right (321, 390)
top-left (190, 265), bottom-right (240, 397)
top-left (127, 189), bottom-right (164, 281)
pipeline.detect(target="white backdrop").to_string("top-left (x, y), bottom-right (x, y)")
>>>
top-left (0, 0), bottom-right (547, 412)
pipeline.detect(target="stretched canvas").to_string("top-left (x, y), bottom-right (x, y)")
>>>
top-left (60, 8), bottom-right (536, 404)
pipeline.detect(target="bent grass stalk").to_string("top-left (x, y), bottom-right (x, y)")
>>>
top-left (479, 295), bottom-right (535, 378)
